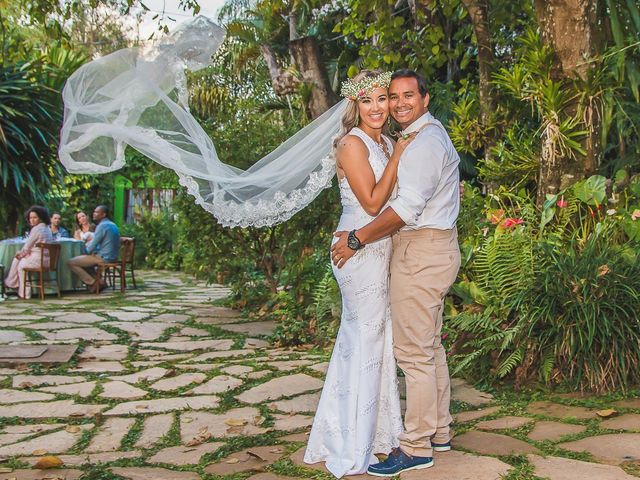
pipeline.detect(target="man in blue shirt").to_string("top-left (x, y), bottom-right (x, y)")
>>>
top-left (68, 205), bottom-right (120, 292)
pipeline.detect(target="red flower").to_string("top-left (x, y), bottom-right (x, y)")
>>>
top-left (556, 197), bottom-right (568, 208)
top-left (502, 217), bottom-right (524, 228)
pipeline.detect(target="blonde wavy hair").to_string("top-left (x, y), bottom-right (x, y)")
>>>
top-left (332, 69), bottom-right (389, 152)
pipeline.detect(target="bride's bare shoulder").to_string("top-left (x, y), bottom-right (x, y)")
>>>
top-left (337, 132), bottom-right (367, 156)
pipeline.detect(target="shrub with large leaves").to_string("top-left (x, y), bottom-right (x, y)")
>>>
top-left (0, 61), bottom-right (63, 234)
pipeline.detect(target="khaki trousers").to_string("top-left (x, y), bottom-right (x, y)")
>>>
top-left (67, 254), bottom-right (105, 286)
top-left (390, 227), bottom-right (460, 457)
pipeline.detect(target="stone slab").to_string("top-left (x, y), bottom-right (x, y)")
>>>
top-left (105, 395), bottom-right (219, 416)
top-left (189, 375), bottom-right (243, 394)
top-left (400, 450), bottom-right (512, 479)
top-left (150, 313), bottom-right (190, 323)
top-left (476, 416), bottom-right (533, 431)
top-left (108, 367), bottom-right (168, 384)
top-left (0, 469), bottom-right (83, 479)
top-left (204, 445), bottom-right (287, 476)
top-left (151, 372), bottom-right (207, 392)
top-left (0, 388), bottom-right (55, 404)
top-left (272, 413), bottom-right (314, 431)
top-left (70, 360), bottom-right (125, 373)
top-left (110, 322), bottom-right (172, 341)
top-left (450, 378), bottom-right (494, 406)
top-left (269, 392), bottom-right (321, 413)
top-left (290, 446), bottom-right (378, 478)
top-left (0, 330), bottom-right (27, 343)
top-left (221, 365), bottom-right (253, 376)
top-left (0, 345), bottom-right (47, 358)
top-left (181, 407), bottom-right (267, 442)
top-left (527, 401), bottom-right (595, 420)
top-left (189, 349), bottom-right (255, 361)
top-left (613, 398), bottom-right (640, 409)
top-left (78, 344), bottom-right (128, 361)
top-left (453, 406), bottom-right (501, 423)
top-left (453, 431), bottom-right (540, 455)
top-left (527, 420), bottom-right (587, 441)
top-left (0, 400), bottom-right (105, 419)
top-left (39, 381), bottom-right (97, 398)
top-left (19, 450), bottom-right (142, 466)
top-left (559, 433), bottom-right (640, 464)
top-left (99, 381), bottom-right (148, 400)
top-left (139, 339), bottom-right (234, 352)
top-left (148, 442), bottom-right (225, 465)
top-left (528, 454), bottom-right (638, 480)
top-left (85, 417), bottom-right (137, 453)
top-left (103, 311), bottom-right (150, 321)
top-left (134, 413), bottom-right (174, 449)
top-left (39, 327), bottom-right (117, 341)
top-left (601, 413), bottom-right (640, 431)
top-left (221, 321), bottom-right (277, 336)
top-left (110, 467), bottom-right (200, 480)
top-left (13, 375), bottom-right (85, 388)
top-left (237, 373), bottom-right (324, 404)
top-left (57, 312), bottom-right (105, 323)
top-left (0, 423), bottom-right (92, 457)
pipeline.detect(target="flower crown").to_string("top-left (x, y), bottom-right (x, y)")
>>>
top-left (340, 71), bottom-right (392, 100)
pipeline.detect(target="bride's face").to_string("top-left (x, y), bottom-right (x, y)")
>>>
top-left (357, 87), bottom-right (389, 130)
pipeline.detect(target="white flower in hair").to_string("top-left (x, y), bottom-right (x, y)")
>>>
top-left (340, 72), bottom-right (392, 100)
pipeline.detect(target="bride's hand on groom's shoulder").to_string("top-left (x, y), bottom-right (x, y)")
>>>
top-left (331, 231), bottom-right (356, 269)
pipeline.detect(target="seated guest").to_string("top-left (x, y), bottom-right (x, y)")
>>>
top-left (50, 212), bottom-right (71, 240)
top-left (73, 211), bottom-right (95, 245)
top-left (68, 205), bottom-right (120, 293)
top-left (4, 205), bottom-right (54, 299)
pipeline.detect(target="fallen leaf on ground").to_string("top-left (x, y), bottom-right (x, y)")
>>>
top-left (185, 427), bottom-right (211, 446)
top-left (33, 455), bottom-right (64, 469)
top-left (224, 418), bottom-right (247, 426)
top-left (225, 457), bottom-right (240, 464)
top-left (31, 449), bottom-right (48, 456)
top-left (65, 425), bottom-right (80, 433)
top-left (597, 408), bottom-right (618, 418)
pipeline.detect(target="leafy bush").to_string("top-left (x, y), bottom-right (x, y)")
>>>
top-left (449, 174), bottom-right (640, 392)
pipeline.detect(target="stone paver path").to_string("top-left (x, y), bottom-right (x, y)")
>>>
top-left (0, 270), bottom-right (639, 479)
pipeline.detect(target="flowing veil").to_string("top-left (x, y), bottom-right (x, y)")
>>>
top-left (59, 16), bottom-right (347, 228)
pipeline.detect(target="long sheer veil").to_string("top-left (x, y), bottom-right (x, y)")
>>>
top-left (59, 16), bottom-right (347, 228)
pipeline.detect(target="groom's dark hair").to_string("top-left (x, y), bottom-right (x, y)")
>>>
top-left (391, 69), bottom-right (428, 97)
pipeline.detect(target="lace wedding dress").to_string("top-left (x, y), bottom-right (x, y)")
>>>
top-left (304, 127), bottom-right (403, 478)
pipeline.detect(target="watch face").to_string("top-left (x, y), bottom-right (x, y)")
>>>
top-left (347, 231), bottom-right (360, 250)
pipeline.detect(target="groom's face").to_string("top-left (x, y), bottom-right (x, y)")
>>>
top-left (389, 77), bottom-right (430, 128)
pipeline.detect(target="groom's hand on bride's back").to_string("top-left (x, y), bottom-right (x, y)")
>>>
top-left (331, 231), bottom-right (356, 268)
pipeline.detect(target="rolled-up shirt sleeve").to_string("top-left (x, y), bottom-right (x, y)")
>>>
top-left (389, 134), bottom-right (446, 226)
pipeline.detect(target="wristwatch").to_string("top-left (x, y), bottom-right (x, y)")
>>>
top-left (347, 229), bottom-right (364, 251)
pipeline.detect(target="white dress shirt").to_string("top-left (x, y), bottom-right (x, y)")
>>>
top-left (388, 112), bottom-right (460, 230)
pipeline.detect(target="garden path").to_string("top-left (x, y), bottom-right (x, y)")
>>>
top-left (0, 271), bottom-right (638, 479)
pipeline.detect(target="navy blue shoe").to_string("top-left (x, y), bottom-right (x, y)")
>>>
top-left (432, 440), bottom-right (451, 452)
top-left (367, 448), bottom-right (434, 477)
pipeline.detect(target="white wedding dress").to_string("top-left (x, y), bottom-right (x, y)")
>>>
top-left (304, 127), bottom-right (403, 478)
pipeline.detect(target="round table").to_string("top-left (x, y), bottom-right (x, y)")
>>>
top-left (0, 238), bottom-right (86, 292)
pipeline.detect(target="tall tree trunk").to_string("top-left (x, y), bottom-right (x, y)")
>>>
top-left (461, 0), bottom-right (495, 159)
top-left (260, 44), bottom-right (298, 96)
top-left (534, 0), bottom-right (604, 205)
top-left (289, 36), bottom-right (338, 118)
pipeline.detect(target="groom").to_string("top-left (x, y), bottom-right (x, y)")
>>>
top-left (331, 69), bottom-right (461, 476)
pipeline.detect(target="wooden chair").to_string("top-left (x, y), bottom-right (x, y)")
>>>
top-left (0, 263), bottom-right (5, 298)
top-left (96, 237), bottom-right (136, 293)
top-left (23, 243), bottom-right (61, 300)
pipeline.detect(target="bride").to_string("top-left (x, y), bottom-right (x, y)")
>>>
top-left (57, 17), bottom-right (413, 480)
top-left (303, 70), bottom-right (414, 477)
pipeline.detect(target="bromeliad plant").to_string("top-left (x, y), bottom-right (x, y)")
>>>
top-left (449, 174), bottom-right (640, 392)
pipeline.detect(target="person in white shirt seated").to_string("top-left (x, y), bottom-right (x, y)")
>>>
top-left (50, 212), bottom-right (71, 240)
